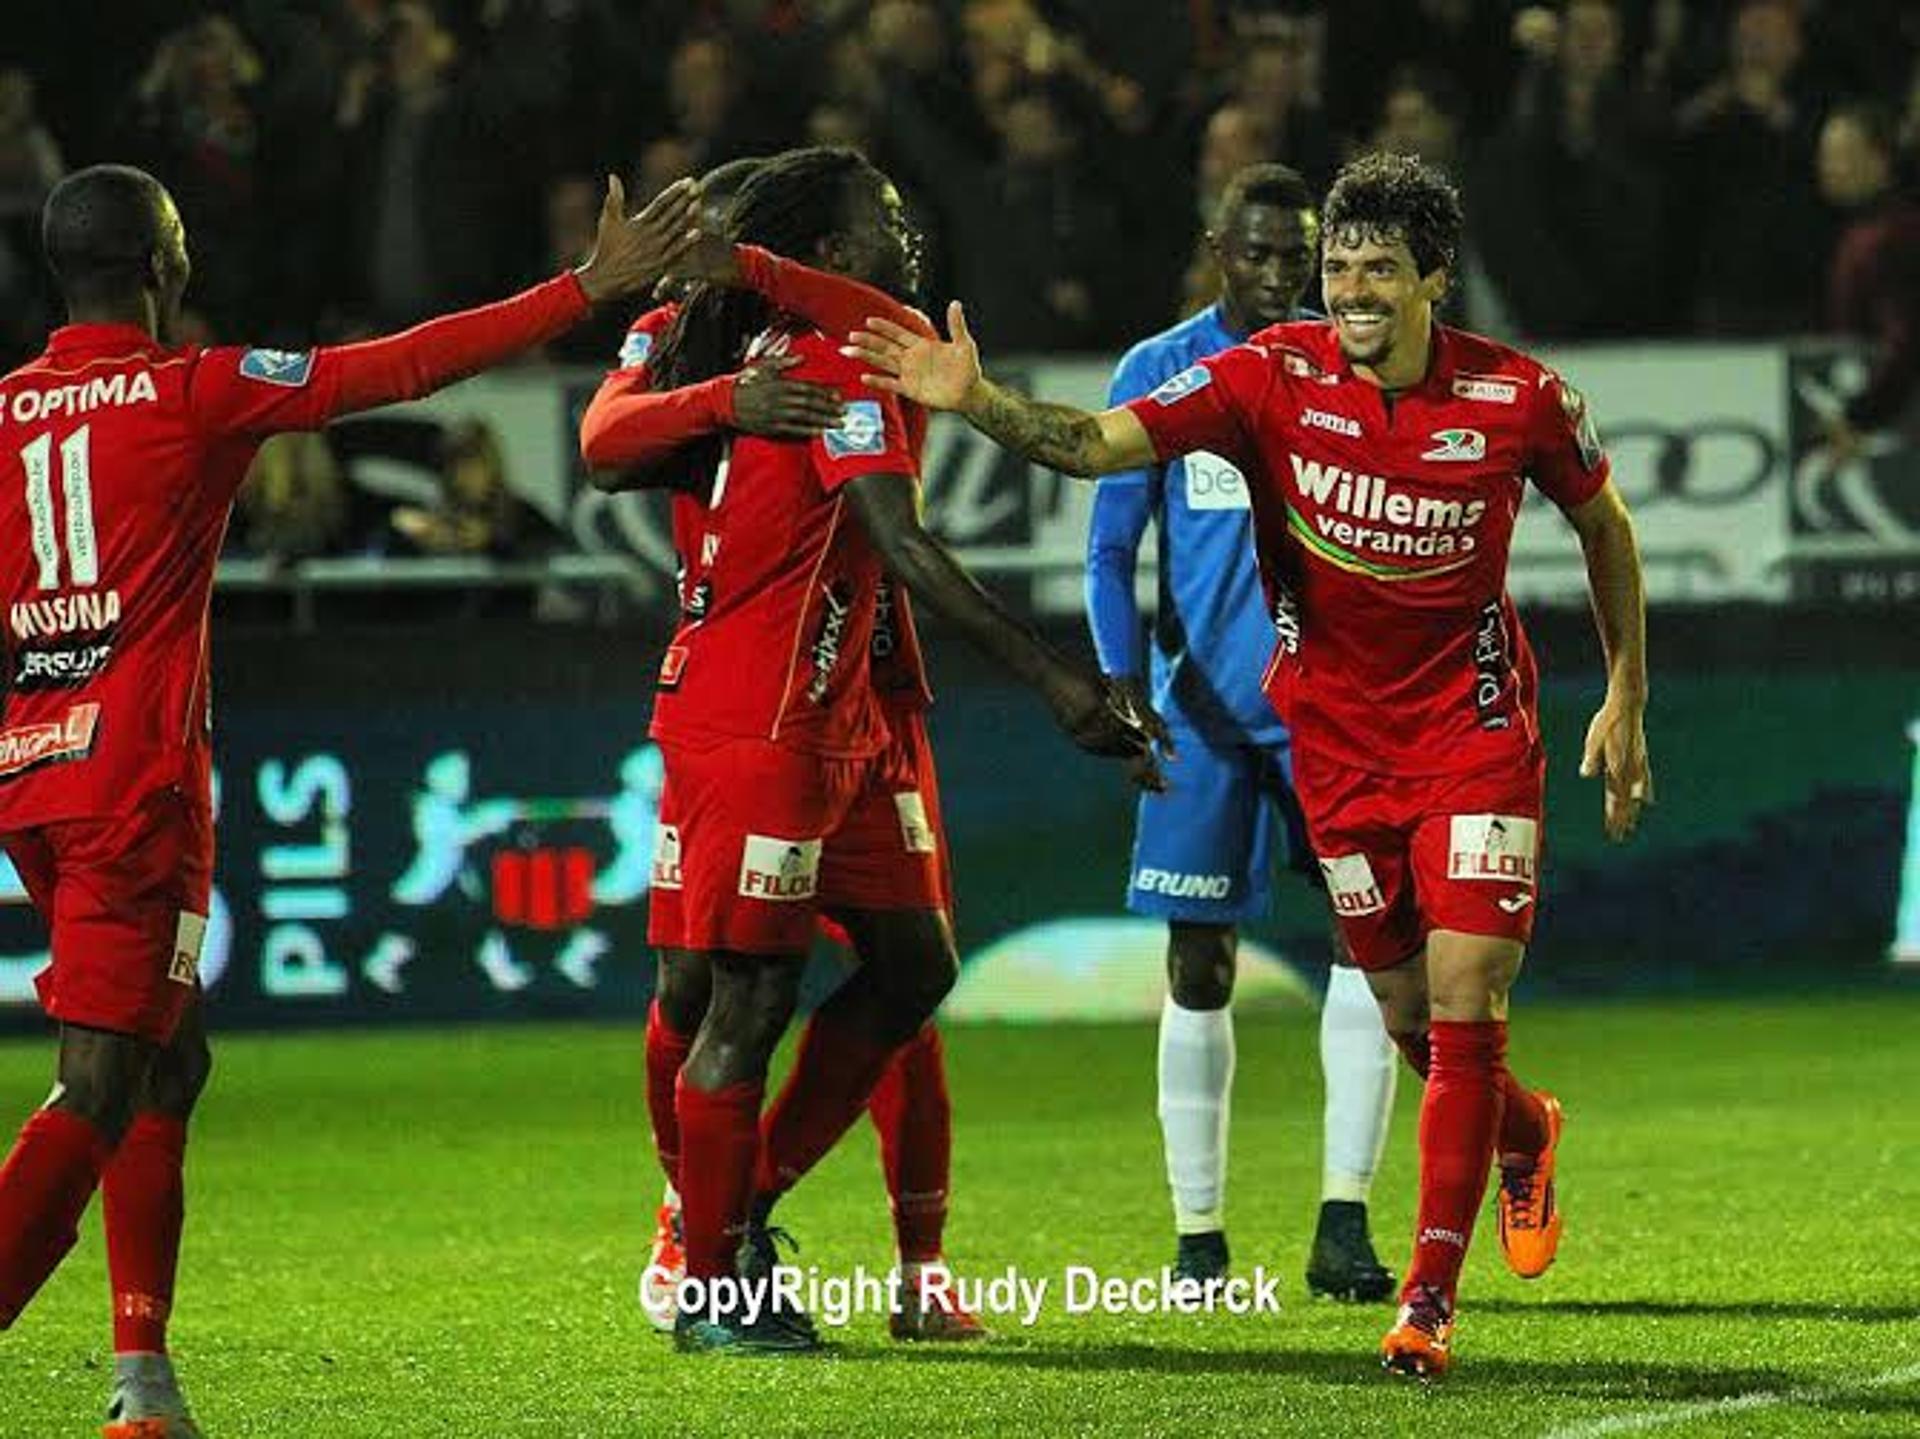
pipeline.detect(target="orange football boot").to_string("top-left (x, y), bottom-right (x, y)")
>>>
top-left (1380, 1284), bottom-right (1453, 1379)
top-left (1496, 1091), bottom-right (1564, 1279)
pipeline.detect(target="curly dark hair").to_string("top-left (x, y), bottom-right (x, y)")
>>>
top-left (1322, 151), bottom-right (1462, 278)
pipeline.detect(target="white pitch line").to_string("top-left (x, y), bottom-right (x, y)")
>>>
top-left (1540, 1359), bottom-right (1920, 1439)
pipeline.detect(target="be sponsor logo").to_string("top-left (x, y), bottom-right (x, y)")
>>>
top-left (1447, 814), bottom-right (1538, 885)
top-left (738, 834), bottom-right (821, 902)
top-left (1318, 853), bottom-right (1385, 916)
top-left (1184, 451), bottom-right (1250, 511)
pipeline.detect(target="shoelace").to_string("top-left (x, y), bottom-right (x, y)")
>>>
top-left (1501, 1162), bottom-right (1544, 1227)
top-left (1402, 1284), bottom-right (1452, 1337)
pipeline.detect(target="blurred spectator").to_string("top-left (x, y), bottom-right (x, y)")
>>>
top-left (1321, 0), bottom-right (1521, 141)
top-left (1673, 0), bottom-right (1832, 335)
top-left (120, 16), bottom-right (269, 338)
top-left (1474, 0), bottom-right (1667, 338)
top-left (233, 434), bottom-right (358, 563)
top-left (1371, 66), bottom-right (1517, 338)
top-left (391, 420), bottom-right (562, 562)
top-left (662, 34), bottom-right (762, 169)
top-left (1231, 24), bottom-right (1338, 193)
top-left (0, 69), bottom-right (65, 370)
top-left (338, 0), bottom-right (533, 329)
top-left (1815, 101), bottom-right (1920, 460)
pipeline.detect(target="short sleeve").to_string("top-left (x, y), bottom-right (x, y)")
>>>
top-left (1122, 344), bottom-right (1266, 466)
top-left (1527, 367), bottom-right (1611, 510)
top-left (802, 344), bottom-right (917, 491)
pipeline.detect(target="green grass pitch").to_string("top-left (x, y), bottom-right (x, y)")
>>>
top-left (2, 994), bottom-right (1917, 1437)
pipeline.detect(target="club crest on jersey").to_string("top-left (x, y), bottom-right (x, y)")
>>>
top-left (823, 400), bottom-right (886, 458)
top-left (1422, 428), bottom-right (1486, 462)
top-left (238, 348), bottom-right (314, 387)
top-left (1150, 365), bottom-right (1212, 404)
top-left (617, 329), bottom-right (655, 370)
top-left (739, 834), bottom-right (821, 902)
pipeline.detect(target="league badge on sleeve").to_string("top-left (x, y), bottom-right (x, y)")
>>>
top-left (238, 348), bottom-right (315, 388)
top-left (1552, 373), bottom-right (1605, 471)
top-left (1150, 365), bottom-right (1213, 405)
top-left (823, 399), bottom-right (886, 458)
top-left (617, 330), bottom-right (654, 370)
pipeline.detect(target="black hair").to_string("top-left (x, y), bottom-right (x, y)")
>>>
top-left (653, 146), bottom-right (887, 393)
top-left (1322, 150), bottom-right (1461, 278)
top-left (1212, 162), bottom-right (1314, 231)
top-left (42, 164), bottom-right (171, 305)
top-left (699, 155), bottom-right (764, 208)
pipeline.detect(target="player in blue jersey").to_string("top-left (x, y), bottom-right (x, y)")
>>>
top-left (1086, 164), bottom-right (1398, 1299)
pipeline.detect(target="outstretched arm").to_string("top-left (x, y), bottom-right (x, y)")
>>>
top-left (846, 302), bottom-right (1155, 477)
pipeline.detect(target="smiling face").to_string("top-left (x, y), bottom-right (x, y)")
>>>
top-left (1319, 225), bottom-right (1445, 381)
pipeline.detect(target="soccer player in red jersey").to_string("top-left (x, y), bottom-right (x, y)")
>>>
top-left (0, 162), bottom-right (698, 1434)
top-left (608, 147), bottom-right (1154, 1354)
top-left (850, 151), bottom-right (1651, 1378)
top-left (580, 160), bottom-right (984, 1341)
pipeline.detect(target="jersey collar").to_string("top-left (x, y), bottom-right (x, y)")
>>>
top-left (1324, 319), bottom-right (1458, 397)
top-left (45, 322), bottom-right (162, 356)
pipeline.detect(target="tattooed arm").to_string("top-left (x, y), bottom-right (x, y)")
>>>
top-left (848, 301), bottom-right (1155, 478)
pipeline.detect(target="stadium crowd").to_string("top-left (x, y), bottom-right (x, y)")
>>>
top-left (3, 0), bottom-right (1918, 373)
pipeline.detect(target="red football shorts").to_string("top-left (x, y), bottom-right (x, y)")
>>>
top-left (818, 708), bottom-right (950, 919)
top-left (4, 785), bottom-right (213, 1044)
top-left (1291, 747), bottom-right (1546, 973)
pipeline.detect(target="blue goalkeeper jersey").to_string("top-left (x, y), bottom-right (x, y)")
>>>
top-left (1085, 302), bottom-right (1290, 746)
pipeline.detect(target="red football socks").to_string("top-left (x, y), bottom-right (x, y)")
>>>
top-left (645, 1003), bottom-right (693, 1187)
top-left (1391, 1027), bottom-right (1551, 1160)
top-left (754, 1016), bottom-right (897, 1202)
top-left (1403, 1020), bottom-right (1508, 1306)
top-left (675, 1078), bottom-right (763, 1280)
top-left (0, 1108), bottom-right (112, 1328)
top-left (867, 1025), bottom-right (951, 1264)
top-left (103, 1112), bottom-right (187, 1355)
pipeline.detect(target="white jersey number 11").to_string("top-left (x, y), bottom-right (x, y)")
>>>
top-left (20, 424), bottom-right (99, 592)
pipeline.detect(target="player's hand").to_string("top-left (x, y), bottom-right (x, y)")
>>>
top-left (847, 300), bottom-right (982, 413)
top-left (1044, 668), bottom-right (1167, 762)
top-left (731, 356), bottom-right (847, 440)
top-left (1111, 674), bottom-right (1176, 792)
top-left (1580, 691), bottom-right (1651, 841)
top-left (664, 227), bottom-right (743, 290)
top-left (575, 176), bottom-right (700, 305)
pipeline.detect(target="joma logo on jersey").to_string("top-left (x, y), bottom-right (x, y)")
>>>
top-left (1300, 408), bottom-right (1361, 438)
top-left (6, 372), bottom-right (157, 424)
top-left (738, 835), bottom-right (821, 902)
top-left (11, 588), bottom-right (121, 641)
top-left (1422, 428), bottom-right (1486, 462)
top-left (1447, 814), bottom-right (1539, 884)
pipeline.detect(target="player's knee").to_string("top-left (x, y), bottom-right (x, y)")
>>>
top-left (1167, 923), bottom-right (1236, 1009)
top-left (708, 959), bottom-right (802, 1058)
top-left (144, 1033), bottom-right (213, 1119)
top-left (890, 942), bottom-right (957, 1033)
top-left (655, 953), bottom-right (712, 1036)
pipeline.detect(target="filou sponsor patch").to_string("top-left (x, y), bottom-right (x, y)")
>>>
top-left (738, 834), bottom-right (822, 902)
top-left (1446, 814), bottom-right (1538, 884)
top-left (893, 792), bottom-right (937, 854)
top-left (651, 824), bottom-right (684, 891)
top-left (170, 912), bottom-right (208, 985)
top-left (1318, 853), bottom-right (1386, 916)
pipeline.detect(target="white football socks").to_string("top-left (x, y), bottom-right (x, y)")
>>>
top-left (1319, 963), bottom-right (1396, 1204)
top-left (1157, 997), bottom-right (1235, 1234)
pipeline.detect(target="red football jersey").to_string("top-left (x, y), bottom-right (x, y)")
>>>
top-left (0, 275), bottom-right (590, 827)
top-left (648, 325), bottom-right (920, 757)
top-left (1127, 321), bottom-right (1609, 776)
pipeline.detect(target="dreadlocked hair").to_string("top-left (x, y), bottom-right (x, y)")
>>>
top-left (1323, 150), bottom-right (1462, 279)
top-left (652, 146), bottom-right (883, 394)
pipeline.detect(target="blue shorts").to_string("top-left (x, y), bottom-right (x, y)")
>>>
top-left (1126, 731), bottom-right (1318, 924)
